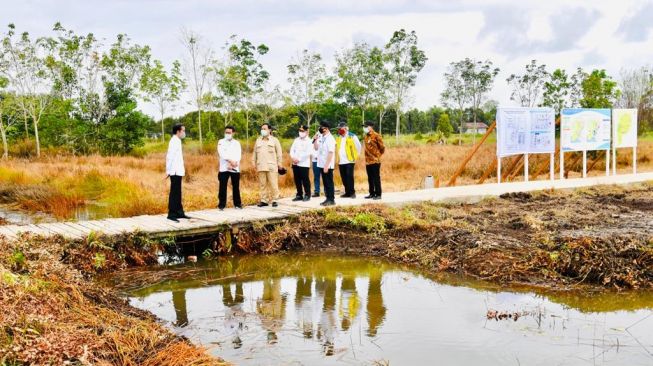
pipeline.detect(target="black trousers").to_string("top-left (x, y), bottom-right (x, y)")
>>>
top-left (168, 175), bottom-right (185, 218)
top-left (321, 168), bottom-right (335, 201)
top-left (338, 163), bottom-right (356, 196)
top-left (292, 165), bottom-right (311, 197)
top-left (366, 163), bottom-right (382, 197)
top-left (218, 171), bottom-right (241, 209)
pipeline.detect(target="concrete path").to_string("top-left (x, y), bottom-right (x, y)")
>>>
top-left (1, 172), bottom-right (651, 241)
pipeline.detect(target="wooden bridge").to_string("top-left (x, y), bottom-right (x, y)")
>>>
top-left (1, 172), bottom-right (652, 241)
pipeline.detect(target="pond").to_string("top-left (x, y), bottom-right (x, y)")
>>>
top-left (113, 254), bottom-right (653, 366)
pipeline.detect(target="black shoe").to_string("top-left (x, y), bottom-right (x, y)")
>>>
top-left (372, 195), bottom-right (382, 200)
top-left (312, 192), bottom-right (320, 197)
top-left (179, 214), bottom-right (192, 219)
top-left (320, 200), bottom-right (335, 206)
top-left (167, 216), bottom-right (179, 222)
top-left (340, 193), bottom-right (350, 198)
top-left (292, 196), bottom-right (303, 202)
top-left (218, 207), bottom-right (225, 211)
top-left (364, 194), bottom-right (375, 199)
top-left (350, 194), bottom-right (356, 199)
top-left (272, 202), bottom-right (278, 207)
top-left (257, 202), bottom-right (269, 207)
top-left (303, 195), bottom-right (310, 201)
top-left (235, 205), bottom-right (243, 209)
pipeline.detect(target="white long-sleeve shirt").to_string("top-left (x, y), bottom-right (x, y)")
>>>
top-left (290, 136), bottom-right (313, 168)
top-left (217, 138), bottom-right (242, 172)
top-left (166, 135), bottom-right (185, 176)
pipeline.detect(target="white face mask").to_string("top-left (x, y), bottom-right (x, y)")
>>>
top-left (299, 131), bottom-right (307, 138)
top-left (225, 133), bottom-right (233, 141)
top-left (363, 127), bottom-right (370, 134)
top-left (261, 129), bottom-right (269, 137)
top-left (179, 131), bottom-right (186, 139)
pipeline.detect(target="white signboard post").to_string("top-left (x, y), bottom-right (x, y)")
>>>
top-left (496, 107), bottom-right (556, 183)
top-left (560, 108), bottom-right (611, 179)
top-left (611, 108), bottom-right (638, 175)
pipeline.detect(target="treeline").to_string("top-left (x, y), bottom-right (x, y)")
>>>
top-left (1, 22), bottom-right (652, 159)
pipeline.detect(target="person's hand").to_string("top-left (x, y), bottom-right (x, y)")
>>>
top-left (323, 166), bottom-right (329, 173)
top-left (292, 159), bottom-right (299, 164)
top-left (278, 165), bottom-right (283, 170)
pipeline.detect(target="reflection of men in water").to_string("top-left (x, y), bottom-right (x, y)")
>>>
top-left (172, 290), bottom-right (189, 327)
top-left (295, 276), bottom-right (314, 338)
top-left (339, 276), bottom-right (360, 331)
top-left (315, 275), bottom-right (337, 356)
top-left (366, 273), bottom-right (386, 337)
top-left (222, 283), bottom-right (245, 349)
top-left (256, 278), bottom-right (287, 344)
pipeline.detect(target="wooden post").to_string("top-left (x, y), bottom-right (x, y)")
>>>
top-left (582, 150), bottom-right (587, 178)
top-left (612, 146), bottom-right (617, 175)
top-left (550, 152), bottom-right (554, 180)
top-left (478, 157), bottom-right (498, 184)
top-left (447, 121), bottom-right (496, 186)
top-left (633, 147), bottom-right (637, 174)
top-left (497, 158), bottom-right (502, 183)
top-left (524, 154), bottom-right (529, 182)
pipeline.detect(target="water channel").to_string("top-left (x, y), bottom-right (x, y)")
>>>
top-left (112, 253), bottom-right (653, 365)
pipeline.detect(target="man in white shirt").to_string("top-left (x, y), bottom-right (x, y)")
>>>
top-left (166, 124), bottom-right (190, 222)
top-left (290, 125), bottom-right (313, 202)
top-left (314, 122), bottom-right (336, 206)
top-left (217, 125), bottom-right (242, 210)
top-left (335, 122), bottom-right (362, 199)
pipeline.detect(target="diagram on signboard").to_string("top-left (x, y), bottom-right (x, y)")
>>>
top-left (612, 109), bottom-right (638, 148)
top-left (560, 109), bottom-right (611, 151)
top-left (497, 107), bottom-right (555, 157)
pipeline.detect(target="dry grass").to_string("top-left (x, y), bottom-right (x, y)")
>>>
top-left (0, 233), bottom-right (227, 365)
top-left (1, 138), bottom-right (652, 220)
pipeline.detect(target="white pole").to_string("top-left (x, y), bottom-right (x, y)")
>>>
top-left (605, 149), bottom-right (609, 176)
top-left (582, 150), bottom-right (587, 178)
top-left (549, 152), bottom-right (554, 181)
top-left (524, 154), bottom-right (529, 182)
top-left (497, 157), bottom-right (502, 183)
top-left (633, 147), bottom-right (637, 174)
top-left (612, 147), bottom-right (617, 175)
top-left (560, 151), bottom-right (565, 179)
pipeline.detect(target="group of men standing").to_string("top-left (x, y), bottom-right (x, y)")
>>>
top-left (165, 121), bottom-right (385, 221)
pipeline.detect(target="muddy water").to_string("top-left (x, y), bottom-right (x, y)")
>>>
top-left (119, 254), bottom-right (653, 366)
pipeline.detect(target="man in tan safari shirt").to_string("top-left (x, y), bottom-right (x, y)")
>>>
top-left (252, 123), bottom-right (283, 207)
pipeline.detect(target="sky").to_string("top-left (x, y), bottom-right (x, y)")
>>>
top-left (1, 0), bottom-right (652, 117)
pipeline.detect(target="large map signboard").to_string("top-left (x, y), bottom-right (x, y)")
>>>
top-left (612, 108), bottom-right (638, 148)
top-left (496, 107), bottom-right (555, 157)
top-left (560, 108), bottom-right (611, 152)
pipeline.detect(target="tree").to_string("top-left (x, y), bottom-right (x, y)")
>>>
top-left (617, 66), bottom-right (652, 108)
top-left (506, 60), bottom-right (548, 107)
top-left (0, 24), bottom-right (55, 157)
top-left (140, 59), bottom-right (185, 141)
top-left (542, 69), bottom-right (571, 115)
top-left (216, 35), bottom-right (269, 143)
top-left (436, 113), bottom-right (453, 138)
top-left (0, 80), bottom-right (19, 159)
top-left (441, 61), bottom-right (468, 144)
top-left (580, 69), bottom-right (620, 108)
top-left (385, 29), bottom-right (427, 141)
top-left (334, 43), bottom-right (383, 126)
top-left (461, 58), bottom-right (499, 144)
top-left (569, 67), bottom-right (587, 108)
top-left (180, 28), bottom-right (212, 145)
top-left (286, 49), bottom-right (332, 133)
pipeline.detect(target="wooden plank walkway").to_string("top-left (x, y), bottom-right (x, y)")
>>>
top-left (1, 172), bottom-right (652, 241)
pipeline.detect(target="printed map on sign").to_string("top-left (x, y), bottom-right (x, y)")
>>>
top-left (560, 109), bottom-right (611, 152)
top-left (496, 107), bottom-right (555, 157)
top-left (612, 109), bottom-right (638, 148)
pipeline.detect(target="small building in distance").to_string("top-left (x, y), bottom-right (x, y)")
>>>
top-left (463, 122), bottom-right (489, 134)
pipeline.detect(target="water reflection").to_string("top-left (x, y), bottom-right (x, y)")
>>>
top-left (122, 254), bottom-right (653, 366)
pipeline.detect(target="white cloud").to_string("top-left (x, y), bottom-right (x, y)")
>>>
top-left (1, 0), bottom-right (652, 116)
